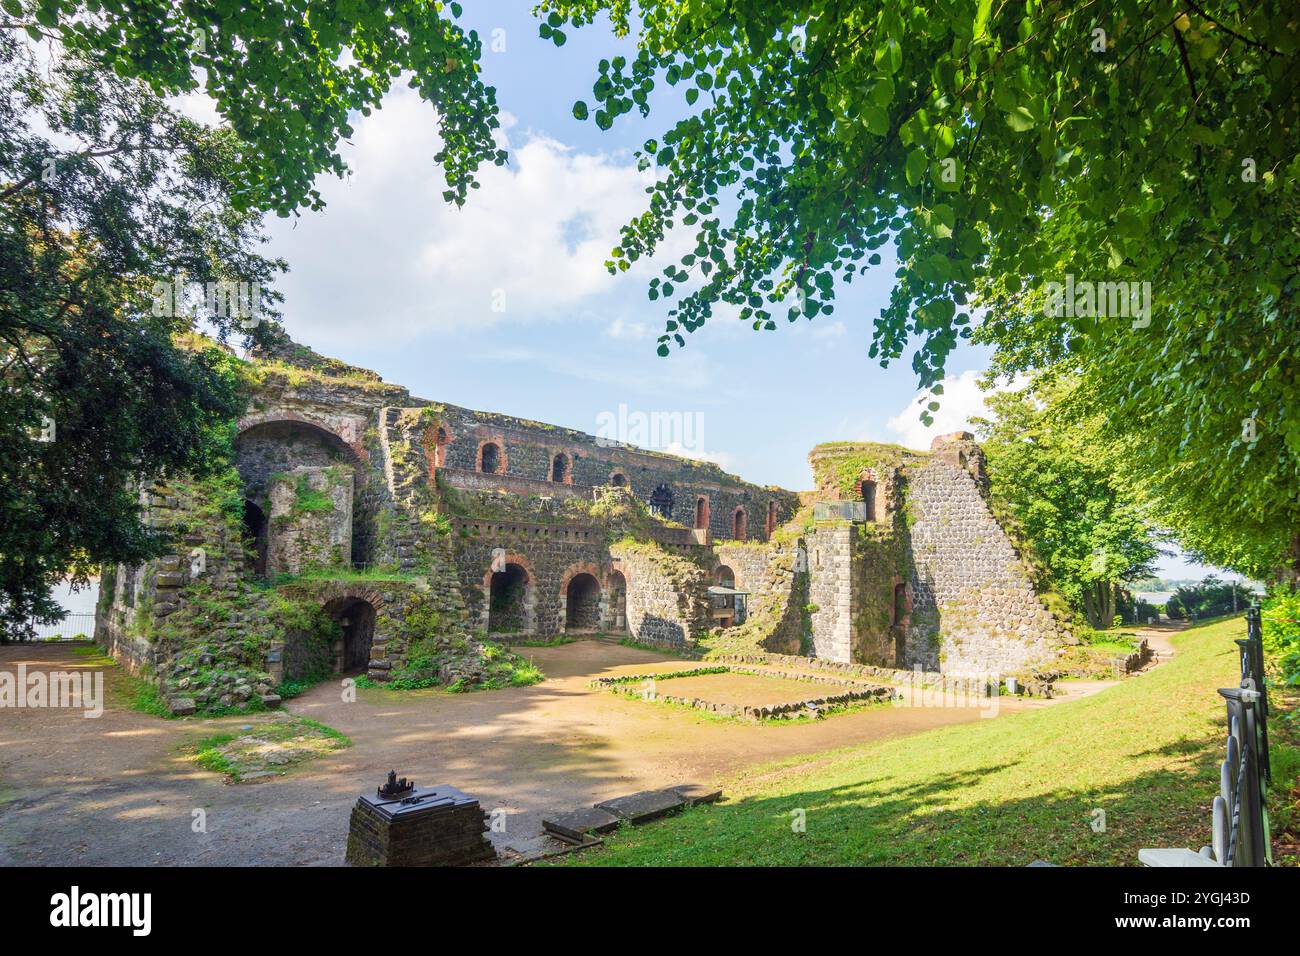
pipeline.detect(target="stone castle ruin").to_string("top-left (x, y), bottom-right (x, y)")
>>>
top-left (95, 334), bottom-right (1071, 713)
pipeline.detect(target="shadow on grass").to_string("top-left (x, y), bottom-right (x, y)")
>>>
top-left (572, 745), bottom-right (1227, 867)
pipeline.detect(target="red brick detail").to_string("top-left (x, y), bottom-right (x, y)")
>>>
top-left (480, 551), bottom-right (535, 590)
top-left (558, 561), bottom-right (605, 598)
top-left (237, 410), bottom-right (366, 461)
top-left (475, 437), bottom-right (507, 474)
top-left (694, 495), bottom-right (710, 530)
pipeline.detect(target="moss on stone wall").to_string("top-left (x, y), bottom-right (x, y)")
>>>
top-left (808, 441), bottom-right (926, 500)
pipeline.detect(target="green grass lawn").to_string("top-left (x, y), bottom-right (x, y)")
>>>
top-left (565, 615), bottom-right (1280, 866)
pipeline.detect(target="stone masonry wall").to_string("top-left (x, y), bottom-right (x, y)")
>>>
top-left (450, 517), bottom-right (610, 636)
top-left (434, 403), bottom-right (798, 543)
top-left (611, 542), bottom-right (710, 650)
top-left (905, 446), bottom-right (1070, 675)
top-left (805, 524), bottom-right (856, 663)
top-left (266, 465), bottom-right (354, 576)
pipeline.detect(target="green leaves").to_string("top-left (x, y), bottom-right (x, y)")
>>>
top-left (1005, 106), bottom-right (1036, 132)
top-left (572, 100), bottom-right (589, 121)
top-left (863, 104), bottom-right (890, 136)
top-left (905, 149), bottom-right (927, 187)
top-left (42, 0), bottom-right (507, 214)
top-left (552, 0), bottom-right (1300, 573)
top-left (874, 38), bottom-right (902, 75)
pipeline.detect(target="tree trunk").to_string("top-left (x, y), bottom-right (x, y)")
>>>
top-left (1083, 581), bottom-right (1116, 629)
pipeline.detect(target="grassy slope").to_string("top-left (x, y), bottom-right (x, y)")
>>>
top-left (571, 616), bottom-right (1250, 866)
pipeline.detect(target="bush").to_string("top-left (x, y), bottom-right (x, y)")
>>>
top-left (1262, 590), bottom-right (1300, 688)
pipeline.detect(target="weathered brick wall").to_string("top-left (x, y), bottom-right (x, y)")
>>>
top-left (266, 466), bottom-right (354, 576)
top-left (433, 403), bottom-right (798, 542)
top-left (611, 542), bottom-right (710, 650)
top-left (904, 443), bottom-right (1069, 675)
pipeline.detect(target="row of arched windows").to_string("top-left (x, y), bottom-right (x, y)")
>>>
top-left (436, 429), bottom-right (784, 540)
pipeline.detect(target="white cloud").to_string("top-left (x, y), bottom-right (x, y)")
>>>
top-left (260, 85), bottom-right (675, 346)
top-left (838, 370), bottom-right (1029, 452)
top-left (661, 441), bottom-right (736, 473)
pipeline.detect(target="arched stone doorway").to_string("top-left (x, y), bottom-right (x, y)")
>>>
top-left (565, 572), bottom-right (602, 632)
top-left (242, 499), bottom-right (269, 578)
top-left (487, 562), bottom-right (532, 634)
top-left (694, 496), bottom-right (710, 530)
top-left (607, 570), bottom-right (628, 633)
top-left (732, 507), bottom-right (747, 541)
top-left (323, 596), bottom-right (377, 675)
top-left (713, 565), bottom-right (736, 588)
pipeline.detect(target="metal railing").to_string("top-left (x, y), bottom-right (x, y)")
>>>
top-left (813, 501), bottom-right (868, 521)
top-left (19, 613), bottom-right (96, 641)
top-left (1140, 605), bottom-right (1272, 867)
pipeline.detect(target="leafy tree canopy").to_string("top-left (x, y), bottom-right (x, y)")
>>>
top-left (0, 34), bottom-right (260, 632)
top-left (549, 0), bottom-right (1300, 575)
top-left (4, 0), bottom-right (507, 212)
top-left (973, 377), bottom-right (1160, 629)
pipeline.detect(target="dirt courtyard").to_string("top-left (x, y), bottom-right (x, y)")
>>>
top-left (1, 640), bottom-right (1032, 866)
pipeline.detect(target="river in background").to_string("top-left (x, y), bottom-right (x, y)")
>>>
top-left (53, 578), bottom-right (100, 616)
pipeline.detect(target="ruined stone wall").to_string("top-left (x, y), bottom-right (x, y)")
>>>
top-left (704, 538), bottom-right (809, 657)
top-left (449, 517), bottom-right (609, 636)
top-left (433, 403), bottom-right (797, 542)
top-left (95, 473), bottom-right (283, 712)
top-left (611, 542), bottom-right (710, 650)
top-left (805, 524), bottom-right (856, 662)
top-left (904, 450), bottom-right (1069, 675)
top-left (266, 466), bottom-right (354, 576)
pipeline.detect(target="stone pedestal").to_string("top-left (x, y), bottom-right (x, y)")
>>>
top-left (345, 784), bottom-right (496, 867)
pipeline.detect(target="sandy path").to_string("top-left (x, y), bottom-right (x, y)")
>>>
top-left (0, 640), bottom-right (1071, 865)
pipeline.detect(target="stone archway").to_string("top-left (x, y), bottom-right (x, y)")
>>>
top-left (484, 557), bottom-right (535, 635)
top-left (477, 439), bottom-right (506, 475)
top-left (607, 570), bottom-right (628, 633)
top-left (564, 573), bottom-right (602, 632)
top-left (323, 596), bottom-right (378, 675)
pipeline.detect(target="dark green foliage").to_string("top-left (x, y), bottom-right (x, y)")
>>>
top-left (0, 30), bottom-right (272, 633)
top-left (12, 0), bottom-right (507, 213)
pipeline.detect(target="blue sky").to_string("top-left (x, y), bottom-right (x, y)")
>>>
top-left (246, 2), bottom-right (1227, 582)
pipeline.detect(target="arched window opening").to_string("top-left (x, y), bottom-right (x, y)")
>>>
top-left (732, 508), bottom-right (747, 541)
top-left (648, 484), bottom-right (674, 519)
top-left (694, 496), bottom-right (710, 530)
top-left (860, 479), bottom-right (877, 519)
top-left (892, 582), bottom-right (908, 626)
top-left (479, 442), bottom-right (502, 474)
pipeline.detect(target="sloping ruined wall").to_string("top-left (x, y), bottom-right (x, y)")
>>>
top-left (611, 541), bottom-right (710, 650)
top-left (904, 441), bottom-right (1070, 675)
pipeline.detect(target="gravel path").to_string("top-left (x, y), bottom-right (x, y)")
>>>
top-left (1, 640), bottom-right (1061, 865)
